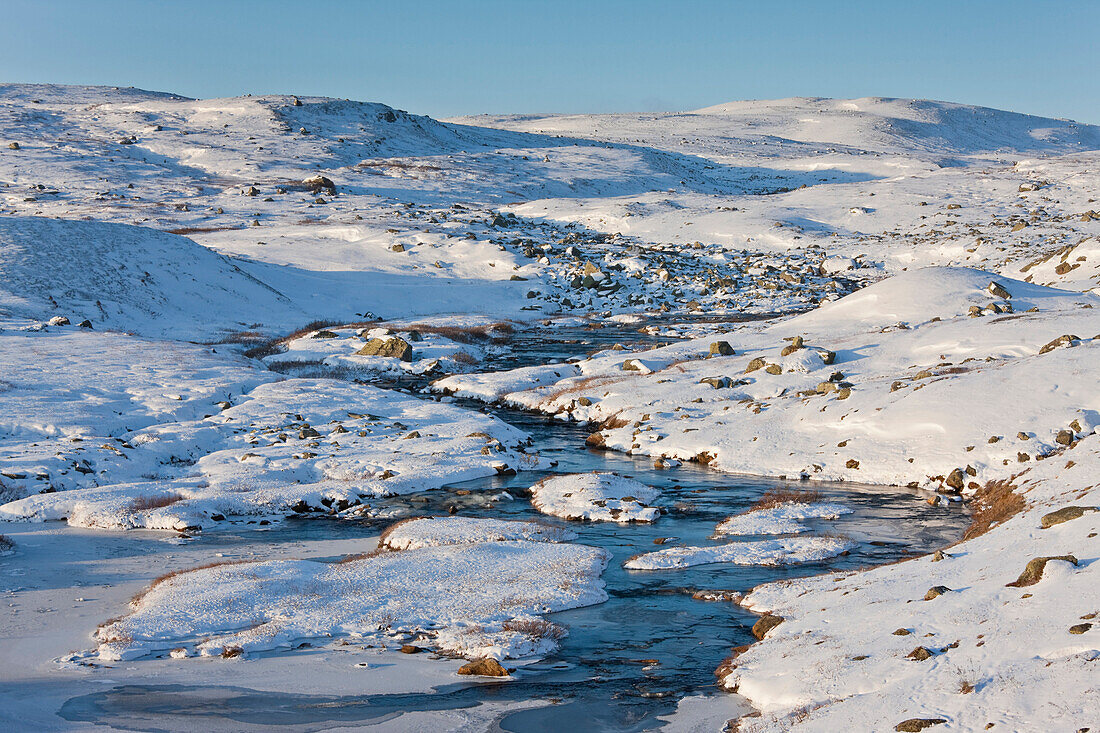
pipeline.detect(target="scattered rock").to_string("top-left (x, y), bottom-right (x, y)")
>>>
top-left (1068, 623), bottom-right (1092, 635)
top-left (906, 646), bottom-right (934, 661)
top-left (987, 281), bottom-right (1011, 299)
top-left (303, 175), bottom-right (336, 195)
top-left (709, 341), bottom-right (735, 356)
top-left (1055, 430), bottom-right (1074, 446)
top-left (751, 614), bottom-right (784, 640)
top-left (1006, 555), bottom-right (1078, 587)
top-left (400, 644), bottom-right (423, 654)
top-left (457, 658), bottom-right (509, 677)
top-left (744, 357), bottom-right (766, 373)
top-left (924, 586), bottom-right (951, 600)
top-left (764, 364), bottom-right (783, 375)
top-left (1040, 506), bottom-right (1097, 529)
top-left (1038, 334), bottom-right (1080, 355)
top-left (357, 337), bottom-right (412, 361)
top-left (895, 719), bottom-right (946, 732)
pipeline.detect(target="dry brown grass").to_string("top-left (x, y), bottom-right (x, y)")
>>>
top-left (406, 322), bottom-right (515, 344)
top-left (451, 350), bottom-right (480, 366)
top-left (502, 617), bottom-right (566, 641)
top-left (375, 516), bottom-right (427, 550)
top-left (960, 477), bottom-right (1025, 542)
top-left (127, 493), bottom-right (185, 512)
top-left (357, 159), bottom-right (444, 173)
top-left (749, 488), bottom-right (823, 512)
top-left (540, 376), bottom-right (629, 406)
top-left (165, 225), bottom-right (244, 236)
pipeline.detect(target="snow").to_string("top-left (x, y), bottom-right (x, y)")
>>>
top-left (378, 516), bottom-right (576, 550)
top-left (1, 375), bottom-right (536, 529)
top-left (715, 501), bottom-right (853, 536)
top-left (624, 536), bottom-right (856, 570)
top-left (94, 538), bottom-right (609, 662)
top-left (716, 431), bottom-right (1100, 732)
top-left (529, 472), bottom-right (661, 523)
top-left (436, 267), bottom-right (1100, 491)
top-left (2, 82), bottom-right (1099, 727)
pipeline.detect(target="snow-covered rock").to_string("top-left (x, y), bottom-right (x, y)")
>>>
top-left (529, 472), bottom-right (661, 523)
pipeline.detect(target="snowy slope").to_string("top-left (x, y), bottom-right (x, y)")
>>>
top-left (0, 216), bottom-right (307, 337)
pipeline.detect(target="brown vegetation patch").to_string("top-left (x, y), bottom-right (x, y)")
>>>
top-left (960, 477), bottom-right (1025, 542)
top-left (165, 225), bottom-right (245, 236)
top-left (406, 322), bottom-right (514, 344)
top-left (502, 617), bottom-right (566, 641)
top-left (127, 493), bottom-right (185, 512)
top-left (376, 516), bottom-right (428, 550)
top-left (541, 376), bottom-right (629, 407)
top-left (749, 488), bottom-right (823, 512)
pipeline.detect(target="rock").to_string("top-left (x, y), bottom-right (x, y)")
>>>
top-left (931, 550), bottom-right (946, 562)
top-left (818, 349), bottom-right (836, 365)
top-left (744, 357), bottom-right (767, 373)
top-left (1006, 555), bottom-right (1078, 587)
top-left (1012, 221), bottom-right (1029, 232)
top-left (585, 432), bottom-right (606, 448)
top-left (298, 427), bottom-right (321, 439)
top-left (764, 364), bottom-right (782, 375)
top-left (457, 658), bottom-right (509, 677)
top-left (751, 614), bottom-right (784, 640)
top-left (892, 628), bottom-right (911, 636)
top-left (622, 359), bottom-right (648, 372)
top-left (1038, 334), bottom-right (1080, 355)
top-left (77, 319), bottom-right (93, 329)
top-left (945, 469), bottom-right (965, 492)
top-left (1018, 182), bottom-right (1043, 192)
top-left (846, 459), bottom-right (860, 469)
top-left (400, 644), bottom-right (424, 654)
top-left (1040, 506), bottom-right (1097, 528)
top-left (924, 586), bottom-right (951, 600)
top-left (47, 316), bottom-right (70, 326)
top-left (357, 337), bottom-right (413, 361)
top-left (816, 381), bottom-right (837, 394)
top-left (391, 243), bottom-right (406, 253)
top-left (311, 330), bottom-right (338, 339)
top-left (577, 396), bottom-right (593, 406)
top-left (906, 646), bottom-right (934, 661)
top-left (303, 175), bottom-right (336, 195)
top-left (709, 341), bottom-right (735, 356)
top-left (1068, 623), bottom-right (1092, 635)
top-left (780, 336), bottom-right (804, 357)
top-left (895, 719), bottom-right (946, 732)
top-left (1055, 429), bottom-right (1074, 446)
top-left (700, 376), bottom-right (733, 389)
top-left (7, 142), bottom-right (19, 150)
top-left (987, 281), bottom-right (1011, 299)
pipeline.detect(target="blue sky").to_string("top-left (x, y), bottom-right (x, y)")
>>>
top-left (3, 0), bottom-right (1098, 122)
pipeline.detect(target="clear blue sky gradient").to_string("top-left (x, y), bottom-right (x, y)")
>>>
top-left (3, 0), bottom-right (1098, 123)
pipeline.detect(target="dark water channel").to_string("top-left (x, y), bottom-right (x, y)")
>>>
top-left (60, 320), bottom-right (970, 732)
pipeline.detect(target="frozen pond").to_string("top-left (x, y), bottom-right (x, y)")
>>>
top-left (57, 321), bottom-right (969, 731)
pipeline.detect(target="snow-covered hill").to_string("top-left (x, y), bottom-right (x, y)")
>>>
top-left (1, 84), bottom-right (1098, 732)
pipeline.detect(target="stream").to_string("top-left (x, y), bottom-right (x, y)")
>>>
top-left (58, 320), bottom-right (970, 731)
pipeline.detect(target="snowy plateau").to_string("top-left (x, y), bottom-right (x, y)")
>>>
top-left (0, 85), bottom-right (1098, 732)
